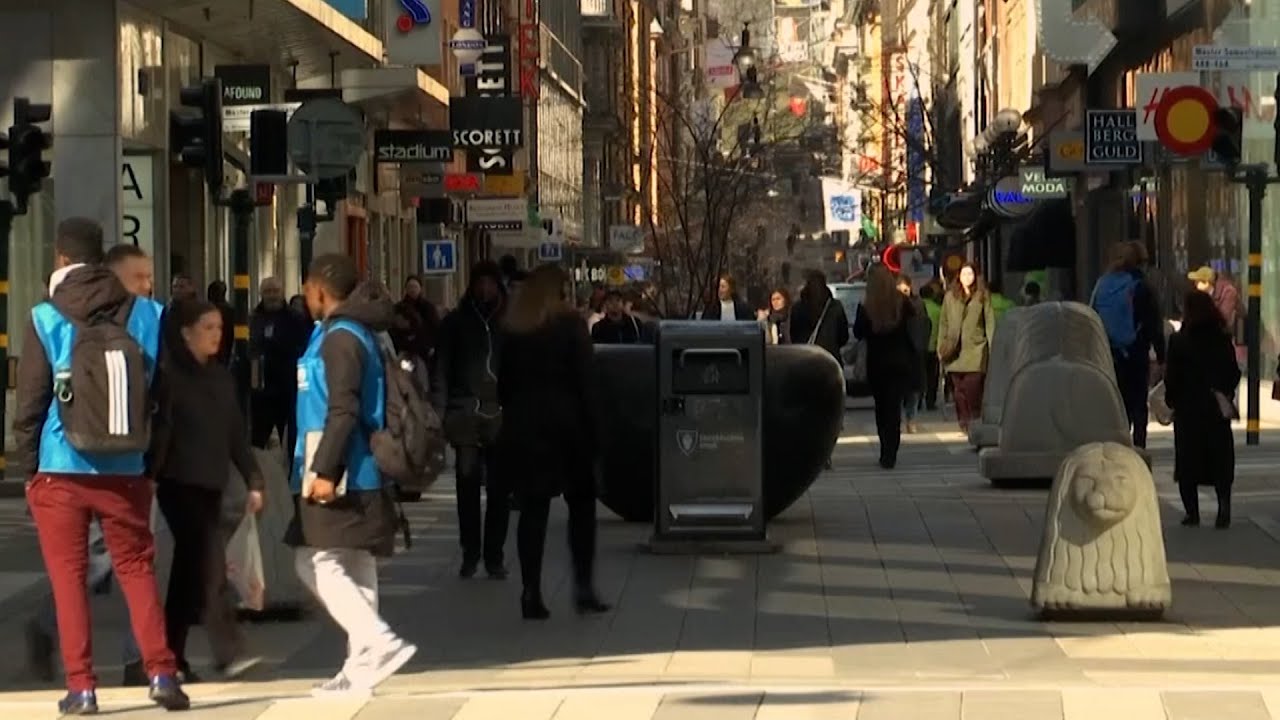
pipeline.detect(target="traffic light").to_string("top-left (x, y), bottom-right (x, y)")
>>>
top-left (7, 98), bottom-right (52, 211)
top-left (1212, 107), bottom-right (1243, 167)
top-left (249, 109), bottom-right (289, 177)
top-left (171, 78), bottom-right (224, 195)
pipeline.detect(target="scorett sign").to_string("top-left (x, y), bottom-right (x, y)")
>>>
top-left (462, 35), bottom-right (516, 175)
top-left (450, 96), bottom-right (524, 148)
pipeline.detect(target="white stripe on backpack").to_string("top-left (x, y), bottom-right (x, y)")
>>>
top-left (105, 350), bottom-right (130, 435)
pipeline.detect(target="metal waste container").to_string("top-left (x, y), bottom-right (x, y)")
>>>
top-left (653, 321), bottom-right (766, 545)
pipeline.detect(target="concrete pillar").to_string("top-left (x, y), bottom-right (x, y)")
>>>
top-left (49, 0), bottom-right (122, 241)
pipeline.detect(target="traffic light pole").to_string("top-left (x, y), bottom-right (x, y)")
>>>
top-left (228, 188), bottom-right (255, 416)
top-left (0, 201), bottom-right (13, 477)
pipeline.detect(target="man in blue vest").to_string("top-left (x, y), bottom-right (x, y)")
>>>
top-left (285, 254), bottom-right (415, 697)
top-left (13, 218), bottom-right (188, 714)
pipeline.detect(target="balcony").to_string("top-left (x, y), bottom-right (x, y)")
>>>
top-left (582, 0), bottom-right (623, 32)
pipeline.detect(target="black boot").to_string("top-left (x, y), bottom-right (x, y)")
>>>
top-left (521, 590), bottom-right (550, 620)
top-left (574, 586), bottom-right (611, 615)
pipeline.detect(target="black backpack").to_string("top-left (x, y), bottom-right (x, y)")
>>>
top-left (56, 298), bottom-right (152, 453)
top-left (370, 333), bottom-right (445, 487)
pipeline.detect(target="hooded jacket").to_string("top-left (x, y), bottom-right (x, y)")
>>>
top-left (14, 265), bottom-right (161, 479)
top-left (285, 281), bottom-right (399, 555)
top-left (431, 270), bottom-right (503, 446)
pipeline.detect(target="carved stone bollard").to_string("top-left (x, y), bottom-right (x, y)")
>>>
top-left (1031, 442), bottom-right (1171, 618)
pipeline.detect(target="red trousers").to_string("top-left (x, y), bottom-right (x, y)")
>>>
top-left (27, 474), bottom-right (177, 691)
top-left (950, 371), bottom-right (986, 427)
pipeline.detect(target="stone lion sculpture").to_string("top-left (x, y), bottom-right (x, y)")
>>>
top-left (1031, 442), bottom-right (1170, 617)
top-left (969, 307), bottom-right (1029, 448)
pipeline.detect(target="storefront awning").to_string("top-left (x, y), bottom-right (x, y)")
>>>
top-left (128, 0), bottom-right (383, 80)
top-left (340, 67), bottom-right (449, 125)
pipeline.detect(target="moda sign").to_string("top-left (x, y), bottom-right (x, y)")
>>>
top-left (1019, 167), bottom-right (1070, 199)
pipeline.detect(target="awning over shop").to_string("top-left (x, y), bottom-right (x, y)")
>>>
top-left (128, 0), bottom-right (383, 80)
top-left (1006, 199), bottom-right (1076, 271)
top-left (341, 67), bottom-right (450, 126)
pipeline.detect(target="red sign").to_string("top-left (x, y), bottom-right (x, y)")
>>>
top-left (444, 173), bottom-right (481, 193)
top-left (789, 97), bottom-right (807, 117)
top-left (1155, 85), bottom-right (1218, 156)
top-left (254, 182), bottom-right (274, 206)
top-left (518, 0), bottom-right (539, 102)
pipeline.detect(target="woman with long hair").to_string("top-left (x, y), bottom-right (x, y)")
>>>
top-left (150, 299), bottom-right (264, 680)
top-left (789, 272), bottom-right (849, 359)
top-left (896, 275), bottom-right (931, 433)
top-left (497, 265), bottom-right (610, 619)
top-left (853, 265), bottom-right (919, 468)
top-left (762, 287), bottom-right (792, 345)
top-left (937, 262), bottom-right (995, 432)
top-left (1165, 290), bottom-right (1240, 528)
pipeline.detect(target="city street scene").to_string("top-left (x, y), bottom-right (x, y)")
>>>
top-left (3, 0), bottom-right (1280, 718)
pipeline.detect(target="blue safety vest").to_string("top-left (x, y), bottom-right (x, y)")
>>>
top-left (291, 319), bottom-right (386, 492)
top-left (31, 297), bottom-right (163, 475)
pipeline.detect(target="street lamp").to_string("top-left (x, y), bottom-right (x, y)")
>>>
top-left (732, 23), bottom-right (764, 99)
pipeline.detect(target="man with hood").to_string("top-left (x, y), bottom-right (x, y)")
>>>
top-left (14, 218), bottom-right (189, 713)
top-left (431, 260), bottom-right (509, 579)
top-left (250, 277), bottom-right (309, 450)
top-left (286, 254), bottom-right (416, 696)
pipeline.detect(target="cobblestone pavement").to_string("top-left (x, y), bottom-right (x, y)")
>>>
top-left (3, 412), bottom-right (1280, 718)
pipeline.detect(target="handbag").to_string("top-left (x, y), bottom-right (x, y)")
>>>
top-left (1148, 382), bottom-right (1173, 426)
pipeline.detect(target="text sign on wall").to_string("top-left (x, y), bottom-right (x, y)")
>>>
top-left (1085, 110), bottom-right (1142, 165)
top-left (121, 155), bottom-right (155, 258)
top-left (1019, 167), bottom-right (1070, 199)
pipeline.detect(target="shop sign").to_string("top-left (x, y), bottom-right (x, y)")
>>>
top-left (1085, 110), bottom-right (1142, 165)
top-left (463, 35), bottom-right (515, 175)
top-left (1019, 167), bottom-right (1070, 199)
top-left (121, 155), bottom-right (155, 258)
top-left (988, 175), bottom-right (1035, 219)
top-left (466, 197), bottom-right (526, 230)
top-left (385, 0), bottom-right (442, 66)
top-left (483, 173), bottom-right (525, 195)
top-left (214, 65), bottom-right (271, 106)
top-left (400, 165), bottom-right (445, 199)
top-left (450, 97), bottom-right (524, 148)
top-left (445, 172), bottom-right (482, 192)
top-left (373, 129), bottom-right (453, 163)
top-left (518, 0), bottom-right (539, 101)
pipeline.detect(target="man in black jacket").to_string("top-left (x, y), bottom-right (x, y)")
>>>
top-left (250, 277), bottom-right (309, 450)
top-left (591, 290), bottom-right (649, 344)
top-left (431, 261), bottom-right (509, 579)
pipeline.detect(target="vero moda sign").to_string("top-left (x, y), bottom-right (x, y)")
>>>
top-left (461, 34), bottom-right (516, 175)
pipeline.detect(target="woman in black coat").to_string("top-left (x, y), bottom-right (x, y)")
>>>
top-left (497, 264), bottom-right (611, 620)
top-left (853, 264), bottom-right (920, 469)
top-left (1165, 290), bottom-right (1241, 528)
top-left (789, 272), bottom-right (849, 360)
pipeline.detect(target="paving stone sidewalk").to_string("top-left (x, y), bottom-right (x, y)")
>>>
top-left (4, 415), bottom-right (1280, 718)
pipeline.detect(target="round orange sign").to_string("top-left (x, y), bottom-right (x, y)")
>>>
top-left (1154, 85), bottom-right (1218, 156)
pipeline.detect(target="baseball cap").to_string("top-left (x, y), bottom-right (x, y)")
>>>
top-left (1187, 266), bottom-right (1215, 285)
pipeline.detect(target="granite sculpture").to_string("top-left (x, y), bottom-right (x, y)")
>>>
top-left (1031, 442), bottom-right (1170, 617)
top-left (968, 307), bottom-right (1029, 448)
top-left (594, 343), bottom-right (844, 522)
top-left (978, 302), bottom-right (1135, 481)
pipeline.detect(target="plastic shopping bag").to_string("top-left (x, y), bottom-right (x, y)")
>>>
top-left (1148, 381), bottom-right (1173, 426)
top-left (226, 513), bottom-right (266, 612)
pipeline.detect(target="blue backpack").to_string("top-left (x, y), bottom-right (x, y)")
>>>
top-left (1091, 271), bottom-right (1140, 351)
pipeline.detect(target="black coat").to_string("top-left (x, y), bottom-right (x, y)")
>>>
top-left (249, 304), bottom-right (309, 398)
top-left (701, 297), bottom-right (754, 321)
top-left (1165, 324), bottom-right (1240, 489)
top-left (431, 296), bottom-right (503, 447)
top-left (790, 297), bottom-right (850, 360)
top-left (590, 314), bottom-right (651, 344)
top-left (853, 298), bottom-right (921, 393)
top-left (496, 311), bottom-right (597, 498)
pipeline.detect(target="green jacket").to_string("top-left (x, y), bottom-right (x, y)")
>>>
top-left (990, 293), bottom-right (1016, 325)
top-left (923, 298), bottom-right (942, 352)
top-left (938, 290), bottom-right (995, 373)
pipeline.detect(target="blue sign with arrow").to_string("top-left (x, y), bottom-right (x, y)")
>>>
top-left (422, 239), bottom-right (457, 275)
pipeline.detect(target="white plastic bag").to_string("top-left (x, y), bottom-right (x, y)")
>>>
top-left (226, 513), bottom-right (266, 611)
top-left (1148, 381), bottom-right (1174, 426)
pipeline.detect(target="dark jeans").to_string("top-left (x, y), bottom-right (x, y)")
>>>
top-left (924, 355), bottom-right (941, 409)
top-left (950, 372), bottom-right (985, 427)
top-left (250, 392), bottom-right (295, 451)
top-left (455, 445), bottom-right (509, 567)
top-left (1178, 482), bottom-right (1232, 524)
top-left (1113, 351), bottom-right (1150, 448)
top-left (872, 384), bottom-right (904, 464)
top-left (516, 493), bottom-right (597, 597)
top-left (156, 484), bottom-right (243, 670)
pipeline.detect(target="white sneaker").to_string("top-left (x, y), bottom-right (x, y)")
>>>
top-left (310, 672), bottom-right (373, 699)
top-left (357, 638), bottom-right (417, 689)
top-left (217, 656), bottom-right (263, 681)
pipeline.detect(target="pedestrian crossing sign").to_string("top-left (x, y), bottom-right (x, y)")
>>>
top-left (422, 239), bottom-right (457, 275)
top-left (537, 241), bottom-right (563, 263)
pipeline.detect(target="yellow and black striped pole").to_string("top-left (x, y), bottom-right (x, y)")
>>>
top-left (228, 188), bottom-right (255, 421)
top-left (1245, 167), bottom-right (1266, 446)
top-left (0, 202), bottom-right (12, 477)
